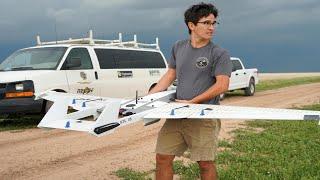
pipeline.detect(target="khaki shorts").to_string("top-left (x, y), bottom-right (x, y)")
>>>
top-left (155, 118), bottom-right (221, 161)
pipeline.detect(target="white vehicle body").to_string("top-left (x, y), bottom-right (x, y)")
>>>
top-left (0, 31), bottom-right (167, 114)
top-left (226, 57), bottom-right (259, 97)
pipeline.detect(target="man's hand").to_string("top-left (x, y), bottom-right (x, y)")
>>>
top-left (175, 99), bottom-right (195, 104)
top-left (190, 75), bottom-right (230, 104)
top-left (148, 68), bottom-right (176, 94)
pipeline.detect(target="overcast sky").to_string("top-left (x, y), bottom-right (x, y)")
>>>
top-left (0, 0), bottom-right (319, 72)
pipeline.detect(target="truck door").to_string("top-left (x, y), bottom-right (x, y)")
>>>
top-left (230, 60), bottom-right (244, 89)
top-left (94, 49), bottom-right (165, 98)
top-left (61, 47), bottom-right (99, 96)
top-left (236, 60), bottom-right (249, 88)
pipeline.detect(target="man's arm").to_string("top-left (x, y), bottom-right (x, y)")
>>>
top-left (176, 75), bottom-right (229, 104)
top-left (148, 68), bottom-right (176, 94)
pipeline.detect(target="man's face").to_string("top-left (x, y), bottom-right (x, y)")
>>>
top-left (189, 14), bottom-right (217, 40)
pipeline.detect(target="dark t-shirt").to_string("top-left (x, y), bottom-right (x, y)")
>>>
top-left (168, 39), bottom-right (232, 104)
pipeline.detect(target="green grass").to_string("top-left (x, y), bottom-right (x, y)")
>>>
top-left (114, 161), bottom-right (201, 180)
top-left (114, 104), bottom-right (320, 179)
top-left (256, 76), bottom-right (320, 92)
top-left (114, 168), bottom-right (151, 180)
top-left (173, 160), bottom-right (200, 180)
top-left (218, 139), bottom-right (233, 148)
top-left (226, 76), bottom-right (320, 98)
top-left (0, 115), bottom-right (41, 131)
top-left (299, 103), bottom-right (320, 111)
top-left (217, 119), bottom-right (320, 179)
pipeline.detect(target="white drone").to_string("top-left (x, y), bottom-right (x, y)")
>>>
top-left (36, 90), bottom-right (320, 137)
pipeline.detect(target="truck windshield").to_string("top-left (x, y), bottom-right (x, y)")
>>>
top-left (0, 47), bottom-right (67, 71)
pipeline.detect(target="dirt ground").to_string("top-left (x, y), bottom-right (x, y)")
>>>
top-left (1, 82), bottom-right (320, 180)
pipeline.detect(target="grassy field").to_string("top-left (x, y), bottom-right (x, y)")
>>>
top-left (216, 118), bottom-right (320, 179)
top-left (114, 168), bottom-right (152, 180)
top-left (115, 104), bottom-right (320, 179)
top-left (256, 76), bottom-right (320, 92)
top-left (0, 115), bottom-right (41, 131)
top-left (226, 76), bottom-right (320, 98)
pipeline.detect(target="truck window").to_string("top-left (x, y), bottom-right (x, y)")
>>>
top-left (232, 60), bottom-right (242, 71)
top-left (0, 47), bottom-right (67, 71)
top-left (94, 49), bottom-right (166, 69)
top-left (62, 48), bottom-right (93, 70)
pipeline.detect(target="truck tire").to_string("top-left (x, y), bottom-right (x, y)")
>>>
top-left (244, 78), bottom-right (255, 96)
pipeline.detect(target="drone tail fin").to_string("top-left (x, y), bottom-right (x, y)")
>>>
top-left (91, 100), bottom-right (122, 136)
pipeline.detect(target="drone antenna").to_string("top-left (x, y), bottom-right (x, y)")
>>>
top-left (54, 19), bottom-right (58, 44)
top-left (135, 90), bottom-right (138, 104)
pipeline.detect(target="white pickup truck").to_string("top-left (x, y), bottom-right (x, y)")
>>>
top-left (220, 57), bottom-right (259, 99)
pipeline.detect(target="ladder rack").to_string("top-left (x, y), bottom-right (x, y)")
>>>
top-left (36, 30), bottom-right (160, 50)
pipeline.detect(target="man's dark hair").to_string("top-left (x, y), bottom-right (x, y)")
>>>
top-left (184, 2), bottom-right (219, 34)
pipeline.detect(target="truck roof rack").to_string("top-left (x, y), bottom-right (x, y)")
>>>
top-left (36, 30), bottom-right (160, 50)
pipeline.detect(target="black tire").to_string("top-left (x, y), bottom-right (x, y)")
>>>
top-left (244, 78), bottom-right (255, 96)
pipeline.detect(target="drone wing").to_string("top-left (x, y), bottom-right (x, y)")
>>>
top-left (37, 90), bottom-right (320, 137)
top-left (143, 103), bottom-right (320, 121)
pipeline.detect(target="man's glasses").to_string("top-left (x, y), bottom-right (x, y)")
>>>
top-left (197, 21), bottom-right (219, 27)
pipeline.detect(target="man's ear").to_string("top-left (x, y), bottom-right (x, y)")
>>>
top-left (188, 22), bottom-right (196, 31)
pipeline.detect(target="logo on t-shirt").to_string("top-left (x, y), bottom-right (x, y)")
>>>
top-left (196, 57), bottom-right (209, 68)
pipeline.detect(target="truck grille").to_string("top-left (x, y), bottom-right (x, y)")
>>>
top-left (0, 83), bottom-right (6, 89)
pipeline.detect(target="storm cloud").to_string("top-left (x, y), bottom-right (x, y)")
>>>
top-left (0, 0), bottom-right (319, 72)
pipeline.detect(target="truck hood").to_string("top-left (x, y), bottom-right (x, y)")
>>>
top-left (0, 71), bottom-right (55, 83)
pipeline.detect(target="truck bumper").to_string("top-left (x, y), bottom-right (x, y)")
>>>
top-left (0, 97), bottom-right (43, 115)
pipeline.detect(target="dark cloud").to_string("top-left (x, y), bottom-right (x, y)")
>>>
top-left (0, 0), bottom-right (319, 72)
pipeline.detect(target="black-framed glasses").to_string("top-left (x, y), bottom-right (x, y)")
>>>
top-left (197, 21), bottom-right (220, 27)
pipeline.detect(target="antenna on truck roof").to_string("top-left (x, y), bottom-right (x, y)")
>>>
top-left (36, 30), bottom-right (160, 50)
top-left (54, 19), bottom-right (58, 44)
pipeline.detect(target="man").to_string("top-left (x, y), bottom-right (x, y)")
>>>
top-left (149, 3), bottom-right (232, 180)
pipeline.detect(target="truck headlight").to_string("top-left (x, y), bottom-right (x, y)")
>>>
top-left (15, 83), bottom-right (24, 91)
top-left (5, 80), bottom-right (34, 99)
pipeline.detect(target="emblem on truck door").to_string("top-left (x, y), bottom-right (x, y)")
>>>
top-left (149, 70), bottom-right (160, 76)
top-left (78, 72), bottom-right (92, 84)
top-left (77, 87), bottom-right (94, 94)
top-left (80, 72), bottom-right (87, 80)
top-left (118, 71), bottom-right (133, 78)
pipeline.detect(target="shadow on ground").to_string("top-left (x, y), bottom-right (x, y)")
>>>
top-left (0, 114), bottom-right (42, 131)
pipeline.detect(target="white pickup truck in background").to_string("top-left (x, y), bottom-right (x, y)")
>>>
top-left (220, 57), bottom-right (259, 100)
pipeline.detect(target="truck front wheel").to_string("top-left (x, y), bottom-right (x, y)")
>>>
top-left (244, 78), bottom-right (255, 96)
